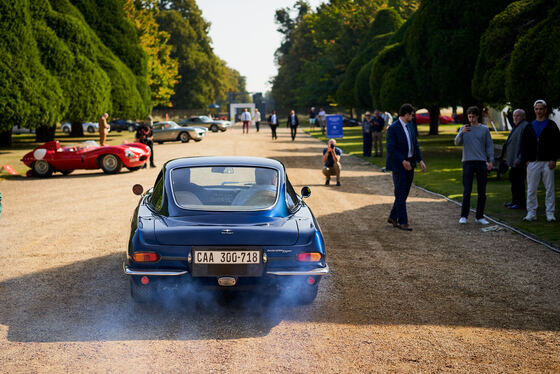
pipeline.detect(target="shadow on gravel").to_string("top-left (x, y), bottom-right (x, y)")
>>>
top-left (0, 254), bottom-right (312, 343)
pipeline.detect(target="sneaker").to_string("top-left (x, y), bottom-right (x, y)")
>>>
top-left (507, 204), bottom-right (521, 209)
top-left (459, 217), bottom-right (467, 224)
top-left (523, 214), bottom-right (537, 222)
top-left (547, 215), bottom-right (556, 222)
top-left (150, 164), bottom-right (156, 168)
top-left (476, 218), bottom-right (490, 225)
top-left (325, 180), bottom-right (330, 186)
top-left (336, 181), bottom-right (341, 186)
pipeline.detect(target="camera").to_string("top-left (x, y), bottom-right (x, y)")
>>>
top-left (330, 143), bottom-right (335, 149)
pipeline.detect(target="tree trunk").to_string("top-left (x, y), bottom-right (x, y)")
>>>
top-left (70, 121), bottom-right (84, 137)
top-left (428, 105), bottom-right (440, 135)
top-left (0, 130), bottom-right (12, 147)
top-left (35, 125), bottom-right (56, 142)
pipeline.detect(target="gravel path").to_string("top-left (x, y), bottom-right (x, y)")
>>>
top-left (1, 126), bottom-right (559, 373)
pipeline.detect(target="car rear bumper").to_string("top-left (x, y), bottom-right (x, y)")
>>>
top-left (123, 262), bottom-right (329, 277)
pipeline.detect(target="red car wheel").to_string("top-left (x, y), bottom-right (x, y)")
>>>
top-left (32, 160), bottom-right (53, 178)
top-left (99, 154), bottom-right (123, 174)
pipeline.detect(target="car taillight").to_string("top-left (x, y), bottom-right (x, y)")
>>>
top-left (297, 252), bottom-right (322, 262)
top-left (133, 252), bottom-right (160, 262)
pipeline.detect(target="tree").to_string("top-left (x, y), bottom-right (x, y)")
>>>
top-left (336, 8), bottom-right (402, 109)
top-left (0, 0), bottom-right (65, 146)
top-left (506, 1), bottom-right (560, 111)
top-left (124, 0), bottom-right (179, 108)
top-left (402, 0), bottom-right (513, 134)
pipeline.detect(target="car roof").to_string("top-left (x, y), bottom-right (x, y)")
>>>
top-left (165, 156), bottom-right (284, 170)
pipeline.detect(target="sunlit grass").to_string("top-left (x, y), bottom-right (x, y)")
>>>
top-left (305, 123), bottom-right (560, 247)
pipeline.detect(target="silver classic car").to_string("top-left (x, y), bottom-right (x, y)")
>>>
top-left (152, 121), bottom-right (207, 143)
top-left (178, 116), bottom-right (232, 132)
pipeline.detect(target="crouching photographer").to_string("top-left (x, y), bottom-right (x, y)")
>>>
top-left (322, 139), bottom-right (342, 186)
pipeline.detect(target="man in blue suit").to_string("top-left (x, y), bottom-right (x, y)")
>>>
top-left (386, 104), bottom-right (427, 231)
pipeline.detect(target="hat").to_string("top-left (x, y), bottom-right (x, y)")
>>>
top-left (365, 111), bottom-right (371, 116)
top-left (533, 99), bottom-right (547, 107)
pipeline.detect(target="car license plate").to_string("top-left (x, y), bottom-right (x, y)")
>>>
top-left (193, 250), bottom-right (260, 264)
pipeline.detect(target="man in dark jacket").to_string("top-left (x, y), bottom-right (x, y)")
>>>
top-left (521, 99), bottom-right (560, 222)
top-left (287, 110), bottom-right (299, 141)
top-left (386, 104), bottom-right (427, 231)
top-left (503, 109), bottom-right (529, 209)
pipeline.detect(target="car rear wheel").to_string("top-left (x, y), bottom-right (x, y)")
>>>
top-left (62, 126), bottom-right (70, 134)
top-left (87, 126), bottom-right (95, 133)
top-left (32, 160), bottom-right (53, 177)
top-left (179, 132), bottom-right (190, 143)
top-left (128, 125), bottom-right (136, 132)
top-left (99, 154), bottom-right (122, 174)
top-left (210, 124), bottom-right (218, 132)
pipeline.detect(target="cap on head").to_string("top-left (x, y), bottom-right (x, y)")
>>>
top-left (365, 111), bottom-right (371, 116)
top-left (533, 99), bottom-right (547, 107)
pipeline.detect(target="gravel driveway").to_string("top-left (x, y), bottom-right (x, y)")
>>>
top-left (1, 126), bottom-right (559, 373)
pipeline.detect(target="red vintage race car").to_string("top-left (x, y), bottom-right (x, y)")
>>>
top-left (21, 140), bottom-right (151, 177)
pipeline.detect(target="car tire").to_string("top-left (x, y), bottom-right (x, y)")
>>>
top-left (99, 154), bottom-right (122, 174)
top-left (62, 126), bottom-right (70, 134)
top-left (32, 160), bottom-right (53, 178)
top-left (210, 124), bottom-right (218, 132)
top-left (127, 166), bottom-right (141, 172)
top-left (87, 126), bottom-right (95, 133)
top-left (128, 125), bottom-right (136, 132)
top-left (130, 278), bottom-right (154, 303)
top-left (116, 129), bottom-right (122, 133)
top-left (179, 132), bottom-right (190, 143)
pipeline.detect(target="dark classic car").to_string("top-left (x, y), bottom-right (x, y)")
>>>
top-left (178, 116), bottom-right (232, 132)
top-left (124, 156), bottom-right (328, 304)
top-left (109, 119), bottom-right (140, 132)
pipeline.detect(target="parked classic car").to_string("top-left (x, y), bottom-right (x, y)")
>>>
top-left (152, 121), bottom-right (207, 143)
top-left (12, 125), bottom-right (36, 134)
top-left (178, 116), bottom-right (232, 132)
top-left (109, 119), bottom-right (140, 132)
top-left (21, 140), bottom-right (151, 177)
top-left (415, 112), bottom-right (454, 124)
top-left (124, 156), bottom-right (329, 304)
top-left (61, 122), bottom-right (99, 134)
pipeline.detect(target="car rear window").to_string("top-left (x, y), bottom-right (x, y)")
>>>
top-left (170, 166), bottom-right (279, 211)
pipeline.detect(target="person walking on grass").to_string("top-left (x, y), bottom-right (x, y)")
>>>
top-left (455, 106), bottom-right (494, 225)
top-left (521, 99), bottom-right (560, 222)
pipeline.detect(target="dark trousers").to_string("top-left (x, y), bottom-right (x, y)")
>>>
top-left (362, 132), bottom-right (372, 157)
top-left (290, 125), bottom-right (298, 141)
top-left (461, 161), bottom-right (488, 219)
top-left (270, 124), bottom-right (277, 139)
top-left (509, 166), bottom-right (526, 207)
top-left (255, 121), bottom-right (260, 132)
top-left (390, 168), bottom-right (414, 225)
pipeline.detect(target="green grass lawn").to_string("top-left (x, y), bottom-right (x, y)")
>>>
top-left (305, 123), bottom-right (560, 248)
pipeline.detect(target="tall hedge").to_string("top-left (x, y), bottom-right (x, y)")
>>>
top-left (506, 2), bottom-right (560, 111)
top-left (473, 0), bottom-right (549, 107)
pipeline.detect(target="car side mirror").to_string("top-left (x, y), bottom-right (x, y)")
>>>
top-left (132, 184), bottom-right (144, 195)
top-left (301, 186), bottom-right (311, 198)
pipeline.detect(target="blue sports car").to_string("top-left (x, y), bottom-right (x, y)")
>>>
top-left (123, 156), bottom-right (329, 304)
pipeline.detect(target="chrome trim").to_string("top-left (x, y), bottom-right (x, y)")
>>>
top-left (123, 263), bottom-right (188, 276)
top-left (266, 265), bottom-right (329, 276)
